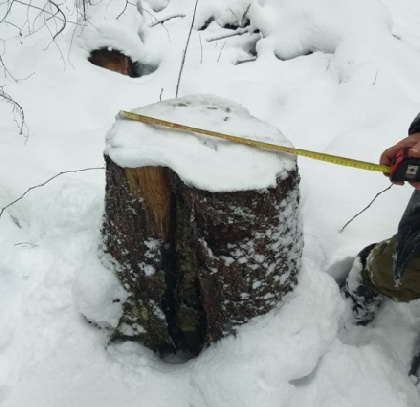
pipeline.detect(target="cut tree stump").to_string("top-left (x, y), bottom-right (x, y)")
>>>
top-left (101, 95), bottom-right (303, 355)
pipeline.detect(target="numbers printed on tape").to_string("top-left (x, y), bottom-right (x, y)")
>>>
top-left (118, 110), bottom-right (391, 175)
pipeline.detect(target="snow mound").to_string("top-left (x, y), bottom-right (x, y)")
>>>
top-left (106, 94), bottom-right (296, 192)
top-left (250, 0), bottom-right (392, 60)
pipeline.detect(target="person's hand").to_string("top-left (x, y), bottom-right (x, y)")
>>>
top-left (380, 132), bottom-right (420, 189)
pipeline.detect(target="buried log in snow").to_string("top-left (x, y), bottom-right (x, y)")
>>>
top-left (89, 48), bottom-right (134, 76)
top-left (101, 95), bottom-right (303, 355)
top-left (88, 48), bottom-right (158, 78)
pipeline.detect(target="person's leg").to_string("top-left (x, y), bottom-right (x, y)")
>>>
top-left (343, 235), bottom-right (420, 325)
top-left (368, 236), bottom-right (420, 302)
top-left (342, 243), bottom-right (383, 325)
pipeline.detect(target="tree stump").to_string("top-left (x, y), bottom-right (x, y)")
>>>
top-left (101, 95), bottom-right (303, 355)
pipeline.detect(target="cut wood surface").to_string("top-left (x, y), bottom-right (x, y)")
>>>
top-left (89, 48), bottom-right (134, 76)
top-left (125, 167), bottom-right (172, 240)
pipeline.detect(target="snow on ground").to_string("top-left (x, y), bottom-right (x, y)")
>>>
top-left (1, 0), bottom-right (420, 406)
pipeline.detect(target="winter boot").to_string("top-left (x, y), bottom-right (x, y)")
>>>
top-left (341, 243), bottom-right (383, 325)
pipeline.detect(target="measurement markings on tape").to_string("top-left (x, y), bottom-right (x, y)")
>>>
top-left (118, 110), bottom-right (391, 174)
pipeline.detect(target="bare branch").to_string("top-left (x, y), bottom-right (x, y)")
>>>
top-left (0, 55), bottom-right (18, 81)
top-left (227, 3), bottom-right (251, 28)
top-left (136, 3), bottom-right (159, 24)
top-left (217, 40), bottom-right (226, 63)
top-left (175, 0), bottom-right (198, 98)
top-left (47, 1), bottom-right (65, 38)
top-left (0, 0), bottom-right (15, 24)
top-left (0, 87), bottom-right (29, 141)
top-left (227, 7), bottom-right (239, 22)
top-left (10, 0), bottom-right (69, 43)
top-left (15, 241), bottom-right (39, 247)
top-left (199, 32), bottom-right (202, 63)
top-left (241, 3), bottom-right (251, 27)
top-left (81, 0), bottom-right (87, 20)
top-left (0, 167), bottom-right (105, 221)
top-left (234, 57), bottom-right (257, 65)
top-left (47, 0), bottom-right (66, 39)
top-left (0, 52), bottom-right (35, 82)
top-left (1, 20), bottom-right (23, 36)
top-left (372, 70), bottom-right (378, 86)
top-left (116, 0), bottom-right (129, 19)
top-left (150, 14), bottom-right (185, 27)
top-left (67, 20), bottom-right (82, 68)
top-left (44, 22), bottom-right (66, 70)
top-left (339, 185), bottom-right (393, 233)
top-left (13, 0), bottom-right (65, 23)
top-left (206, 27), bottom-right (250, 43)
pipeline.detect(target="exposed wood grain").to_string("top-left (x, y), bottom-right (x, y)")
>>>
top-left (125, 166), bottom-right (171, 240)
top-left (88, 49), bottom-right (133, 76)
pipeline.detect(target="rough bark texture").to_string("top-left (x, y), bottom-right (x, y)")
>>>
top-left (102, 156), bottom-right (175, 352)
top-left (101, 155), bottom-right (302, 355)
top-left (171, 170), bottom-right (301, 349)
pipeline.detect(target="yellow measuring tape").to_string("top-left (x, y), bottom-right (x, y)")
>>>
top-left (118, 110), bottom-right (391, 174)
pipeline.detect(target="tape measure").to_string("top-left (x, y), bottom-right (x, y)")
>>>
top-left (118, 110), bottom-right (391, 174)
top-left (390, 148), bottom-right (420, 182)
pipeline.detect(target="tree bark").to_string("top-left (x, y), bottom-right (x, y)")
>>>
top-left (101, 155), bottom-right (302, 355)
top-left (102, 156), bottom-right (176, 352)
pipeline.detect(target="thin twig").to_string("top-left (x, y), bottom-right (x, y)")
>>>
top-left (339, 184), bottom-right (393, 233)
top-left (2, 20), bottom-right (23, 36)
top-left (82, 0), bottom-right (87, 20)
top-left (150, 14), bottom-right (185, 27)
top-left (199, 33), bottom-right (202, 63)
top-left (13, 0), bottom-right (65, 23)
top-left (217, 41), bottom-right (226, 63)
top-left (0, 167), bottom-right (105, 220)
top-left (136, 5), bottom-right (172, 41)
top-left (206, 27), bottom-right (250, 43)
top-left (0, 87), bottom-right (28, 141)
top-left (241, 3), bottom-right (251, 27)
top-left (44, 22), bottom-right (66, 70)
top-left (227, 6), bottom-right (239, 22)
top-left (7, 0), bottom-right (72, 48)
top-left (372, 70), bottom-right (378, 86)
top-left (116, 0), bottom-right (129, 19)
top-left (0, 55), bottom-right (18, 81)
top-left (234, 57), bottom-right (257, 65)
top-left (14, 241), bottom-right (38, 247)
top-left (136, 4), bottom-right (160, 25)
top-left (175, 0), bottom-right (198, 98)
top-left (159, 21), bottom-right (171, 43)
top-left (48, 0), bottom-right (66, 40)
top-left (225, 3), bottom-right (251, 29)
top-left (66, 22), bottom-right (80, 69)
top-left (0, 0), bottom-right (14, 24)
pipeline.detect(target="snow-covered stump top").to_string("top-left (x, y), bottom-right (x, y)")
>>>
top-left (101, 95), bottom-right (303, 355)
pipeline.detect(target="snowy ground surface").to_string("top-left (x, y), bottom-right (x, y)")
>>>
top-left (1, 0), bottom-right (420, 406)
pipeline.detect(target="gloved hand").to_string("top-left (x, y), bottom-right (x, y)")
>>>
top-left (380, 132), bottom-right (420, 189)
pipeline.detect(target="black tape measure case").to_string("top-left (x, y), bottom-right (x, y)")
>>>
top-left (390, 148), bottom-right (420, 182)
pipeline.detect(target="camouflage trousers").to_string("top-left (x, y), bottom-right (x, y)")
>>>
top-left (366, 235), bottom-right (420, 302)
top-left (343, 236), bottom-right (420, 325)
